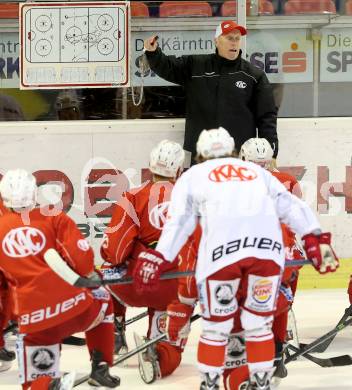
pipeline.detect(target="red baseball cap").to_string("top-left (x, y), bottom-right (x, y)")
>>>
top-left (215, 20), bottom-right (247, 38)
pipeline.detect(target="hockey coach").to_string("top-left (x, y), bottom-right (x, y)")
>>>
top-left (143, 20), bottom-right (279, 164)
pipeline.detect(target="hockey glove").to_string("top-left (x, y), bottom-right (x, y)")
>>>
top-left (167, 300), bottom-right (193, 342)
top-left (133, 249), bottom-right (169, 293)
top-left (348, 276), bottom-right (352, 305)
top-left (302, 232), bottom-right (339, 274)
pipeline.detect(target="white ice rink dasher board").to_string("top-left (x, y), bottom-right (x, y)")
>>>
top-left (20, 2), bottom-right (130, 89)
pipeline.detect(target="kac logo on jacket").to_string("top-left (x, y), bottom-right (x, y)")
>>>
top-left (235, 81), bottom-right (247, 89)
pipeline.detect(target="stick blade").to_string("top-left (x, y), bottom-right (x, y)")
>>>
top-left (302, 354), bottom-right (352, 368)
top-left (329, 355), bottom-right (352, 367)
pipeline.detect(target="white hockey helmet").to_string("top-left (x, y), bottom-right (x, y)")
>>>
top-left (149, 140), bottom-right (185, 178)
top-left (0, 169), bottom-right (37, 209)
top-left (196, 127), bottom-right (235, 159)
top-left (239, 138), bottom-right (273, 167)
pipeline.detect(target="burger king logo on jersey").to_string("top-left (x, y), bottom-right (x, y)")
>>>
top-left (252, 278), bottom-right (273, 304)
top-left (156, 312), bottom-right (168, 333)
top-left (2, 227), bottom-right (46, 258)
top-left (209, 164), bottom-right (258, 183)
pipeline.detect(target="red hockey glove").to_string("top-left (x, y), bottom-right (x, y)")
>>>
top-left (133, 249), bottom-right (169, 293)
top-left (302, 232), bottom-right (339, 274)
top-left (347, 275), bottom-right (352, 305)
top-left (167, 300), bottom-right (193, 342)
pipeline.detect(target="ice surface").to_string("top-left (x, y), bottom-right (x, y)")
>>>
top-left (1, 289), bottom-right (351, 389)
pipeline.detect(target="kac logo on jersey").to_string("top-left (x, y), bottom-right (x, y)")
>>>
top-left (2, 227), bottom-right (46, 258)
top-left (252, 279), bottom-right (273, 304)
top-left (235, 81), bottom-right (247, 89)
top-left (209, 164), bottom-right (258, 183)
top-left (149, 201), bottom-right (170, 230)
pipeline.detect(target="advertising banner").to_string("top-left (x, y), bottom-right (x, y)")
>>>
top-left (131, 29), bottom-right (313, 86)
top-left (0, 118), bottom-right (351, 259)
top-left (320, 28), bottom-right (352, 82)
top-left (0, 32), bottom-right (20, 88)
top-left (0, 28), bottom-right (314, 89)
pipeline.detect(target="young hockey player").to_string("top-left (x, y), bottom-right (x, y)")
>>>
top-left (133, 127), bottom-right (339, 390)
top-left (166, 138), bottom-right (309, 390)
top-left (101, 140), bottom-right (191, 383)
top-left (0, 169), bottom-right (119, 390)
top-left (239, 137), bottom-right (304, 360)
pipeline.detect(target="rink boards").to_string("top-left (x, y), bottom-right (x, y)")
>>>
top-left (0, 117), bottom-right (351, 289)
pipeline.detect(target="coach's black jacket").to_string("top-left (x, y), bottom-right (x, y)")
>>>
top-left (146, 47), bottom-right (278, 159)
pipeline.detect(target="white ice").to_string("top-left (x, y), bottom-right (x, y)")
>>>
top-left (1, 289), bottom-right (351, 389)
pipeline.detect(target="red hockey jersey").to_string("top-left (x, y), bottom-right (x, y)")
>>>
top-left (101, 181), bottom-right (174, 264)
top-left (271, 170), bottom-right (302, 198)
top-left (0, 208), bottom-right (95, 333)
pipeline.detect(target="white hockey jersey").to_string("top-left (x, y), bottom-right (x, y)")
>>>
top-left (156, 157), bottom-right (320, 282)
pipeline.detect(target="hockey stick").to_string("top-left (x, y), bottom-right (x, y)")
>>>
top-left (114, 313), bottom-right (200, 365)
top-left (286, 343), bottom-right (352, 367)
top-left (125, 310), bottom-right (148, 326)
top-left (299, 304), bottom-right (352, 353)
top-left (284, 316), bottom-right (352, 364)
top-left (102, 270), bottom-right (195, 286)
top-left (63, 312), bottom-right (149, 346)
top-left (73, 313), bottom-right (201, 387)
top-left (100, 259), bottom-right (312, 286)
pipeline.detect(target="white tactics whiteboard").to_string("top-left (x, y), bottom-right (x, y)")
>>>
top-left (20, 1), bottom-right (130, 89)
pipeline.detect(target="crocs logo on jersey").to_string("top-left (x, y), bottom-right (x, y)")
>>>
top-left (215, 284), bottom-right (234, 305)
top-left (209, 164), bottom-right (257, 183)
top-left (149, 201), bottom-right (170, 230)
top-left (235, 81), bottom-right (247, 89)
top-left (227, 335), bottom-right (245, 358)
top-left (252, 279), bottom-right (273, 304)
top-left (2, 227), bottom-right (46, 258)
top-left (31, 348), bottom-right (55, 371)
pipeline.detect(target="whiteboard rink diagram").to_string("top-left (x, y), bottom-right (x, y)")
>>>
top-left (21, 3), bottom-right (129, 88)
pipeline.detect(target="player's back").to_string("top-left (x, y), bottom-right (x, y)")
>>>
top-left (0, 208), bottom-right (93, 333)
top-left (102, 180), bottom-right (174, 264)
top-left (0, 208), bottom-right (58, 277)
top-left (189, 157), bottom-right (281, 231)
top-left (132, 180), bottom-right (174, 245)
top-left (183, 157), bottom-right (286, 281)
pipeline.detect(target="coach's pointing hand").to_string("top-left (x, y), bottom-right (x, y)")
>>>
top-left (144, 35), bottom-right (159, 52)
